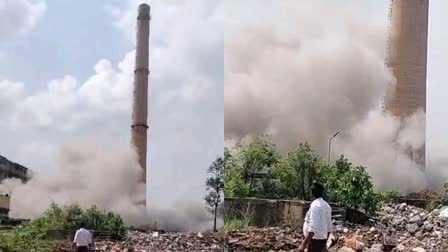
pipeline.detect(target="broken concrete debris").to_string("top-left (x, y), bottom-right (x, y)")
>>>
top-left (225, 203), bottom-right (448, 251)
top-left (57, 230), bottom-right (224, 251)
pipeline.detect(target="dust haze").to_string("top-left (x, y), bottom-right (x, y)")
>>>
top-left (0, 144), bottom-right (221, 232)
top-left (225, 1), bottom-right (444, 193)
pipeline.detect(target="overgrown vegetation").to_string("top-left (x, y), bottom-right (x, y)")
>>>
top-left (224, 218), bottom-right (248, 231)
top-left (380, 190), bottom-right (401, 204)
top-left (224, 135), bottom-right (382, 215)
top-left (427, 184), bottom-right (448, 211)
top-left (224, 202), bottom-right (255, 231)
top-left (0, 204), bottom-right (127, 252)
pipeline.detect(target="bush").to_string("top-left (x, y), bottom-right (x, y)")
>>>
top-left (0, 204), bottom-right (127, 252)
top-left (320, 156), bottom-right (381, 215)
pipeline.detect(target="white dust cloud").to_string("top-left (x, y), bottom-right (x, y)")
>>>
top-left (0, 144), bottom-right (219, 232)
top-left (224, 1), bottom-right (439, 193)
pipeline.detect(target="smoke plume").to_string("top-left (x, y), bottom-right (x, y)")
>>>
top-left (0, 144), bottom-right (221, 232)
top-left (225, 1), bottom-right (439, 193)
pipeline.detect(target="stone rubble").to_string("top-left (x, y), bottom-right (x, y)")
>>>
top-left (225, 225), bottom-right (301, 251)
top-left (224, 203), bottom-right (448, 251)
top-left (59, 230), bottom-right (225, 252)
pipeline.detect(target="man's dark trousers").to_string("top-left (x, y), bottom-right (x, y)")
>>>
top-left (76, 246), bottom-right (89, 252)
top-left (308, 239), bottom-right (327, 252)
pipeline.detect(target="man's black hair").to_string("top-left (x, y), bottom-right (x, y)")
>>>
top-left (311, 182), bottom-right (324, 198)
top-left (79, 221), bottom-right (86, 228)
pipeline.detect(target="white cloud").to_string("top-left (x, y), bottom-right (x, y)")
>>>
top-left (0, 0), bottom-right (223, 209)
top-left (0, 0), bottom-right (46, 38)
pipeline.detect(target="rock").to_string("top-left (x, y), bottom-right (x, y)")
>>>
top-left (344, 237), bottom-right (364, 250)
top-left (409, 215), bottom-right (423, 226)
top-left (338, 247), bottom-right (356, 252)
top-left (431, 209), bottom-right (440, 216)
top-left (395, 244), bottom-right (406, 251)
top-left (407, 223), bottom-right (419, 234)
top-left (411, 248), bottom-right (426, 252)
top-left (415, 231), bottom-right (424, 240)
top-left (399, 203), bottom-right (407, 210)
top-left (384, 206), bottom-right (395, 214)
top-left (391, 216), bottom-right (407, 227)
top-left (370, 243), bottom-right (383, 252)
top-left (439, 206), bottom-right (448, 219)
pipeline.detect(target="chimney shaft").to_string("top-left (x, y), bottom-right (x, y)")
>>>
top-left (385, 0), bottom-right (428, 167)
top-left (131, 3), bottom-right (150, 207)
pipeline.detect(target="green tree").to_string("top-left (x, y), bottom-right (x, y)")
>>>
top-left (224, 147), bottom-right (249, 197)
top-left (238, 136), bottom-right (279, 195)
top-left (205, 156), bottom-right (224, 232)
top-left (273, 142), bottom-right (321, 200)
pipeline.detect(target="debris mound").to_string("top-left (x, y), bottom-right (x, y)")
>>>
top-left (225, 226), bottom-right (302, 251)
top-left (58, 230), bottom-right (224, 251)
top-left (225, 203), bottom-right (448, 251)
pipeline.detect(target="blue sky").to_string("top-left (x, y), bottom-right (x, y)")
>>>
top-left (0, 0), bottom-right (224, 207)
top-left (0, 0), bottom-right (128, 86)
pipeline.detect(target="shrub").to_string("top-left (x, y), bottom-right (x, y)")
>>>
top-left (0, 204), bottom-right (127, 252)
top-left (320, 156), bottom-right (381, 215)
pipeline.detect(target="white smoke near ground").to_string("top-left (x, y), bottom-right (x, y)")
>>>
top-left (0, 144), bottom-right (221, 232)
top-left (224, 1), bottom-right (442, 193)
top-left (335, 110), bottom-right (427, 192)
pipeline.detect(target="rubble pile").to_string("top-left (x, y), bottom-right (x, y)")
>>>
top-left (225, 203), bottom-right (448, 252)
top-left (363, 203), bottom-right (448, 251)
top-left (225, 226), bottom-right (302, 251)
top-left (95, 230), bottom-right (224, 251)
top-left (57, 230), bottom-right (224, 252)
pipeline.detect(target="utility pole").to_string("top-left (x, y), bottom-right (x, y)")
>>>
top-left (328, 131), bottom-right (340, 162)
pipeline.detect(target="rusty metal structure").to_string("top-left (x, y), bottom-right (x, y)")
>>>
top-left (131, 3), bottom-right (150, 207)
top-left (383, 0), bottom-right (428, 167)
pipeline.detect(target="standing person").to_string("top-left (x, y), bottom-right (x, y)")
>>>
top-left (299, 182), bottom-right (333, 252)
top-left (72, 222), bottom-right (92, 252)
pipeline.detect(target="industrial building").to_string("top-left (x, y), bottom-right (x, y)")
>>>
top-left (0, 155), bottom-right (29, 182)
top-left (0, 155), bottom-right (29, 226)
top-left (383, 0), bottom-right (428, 167)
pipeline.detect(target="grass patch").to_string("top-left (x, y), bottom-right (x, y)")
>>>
top-left (224, 218), bottom-right (248, 231)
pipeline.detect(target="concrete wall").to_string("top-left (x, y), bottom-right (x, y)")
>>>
top-left (225, 197), bottom-right (310, 228)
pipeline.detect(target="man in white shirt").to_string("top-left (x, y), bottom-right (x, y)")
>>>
top-left (72, 223), bottom-right (92, 252)
top-left (299, 182), bottom-right (333, 252)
